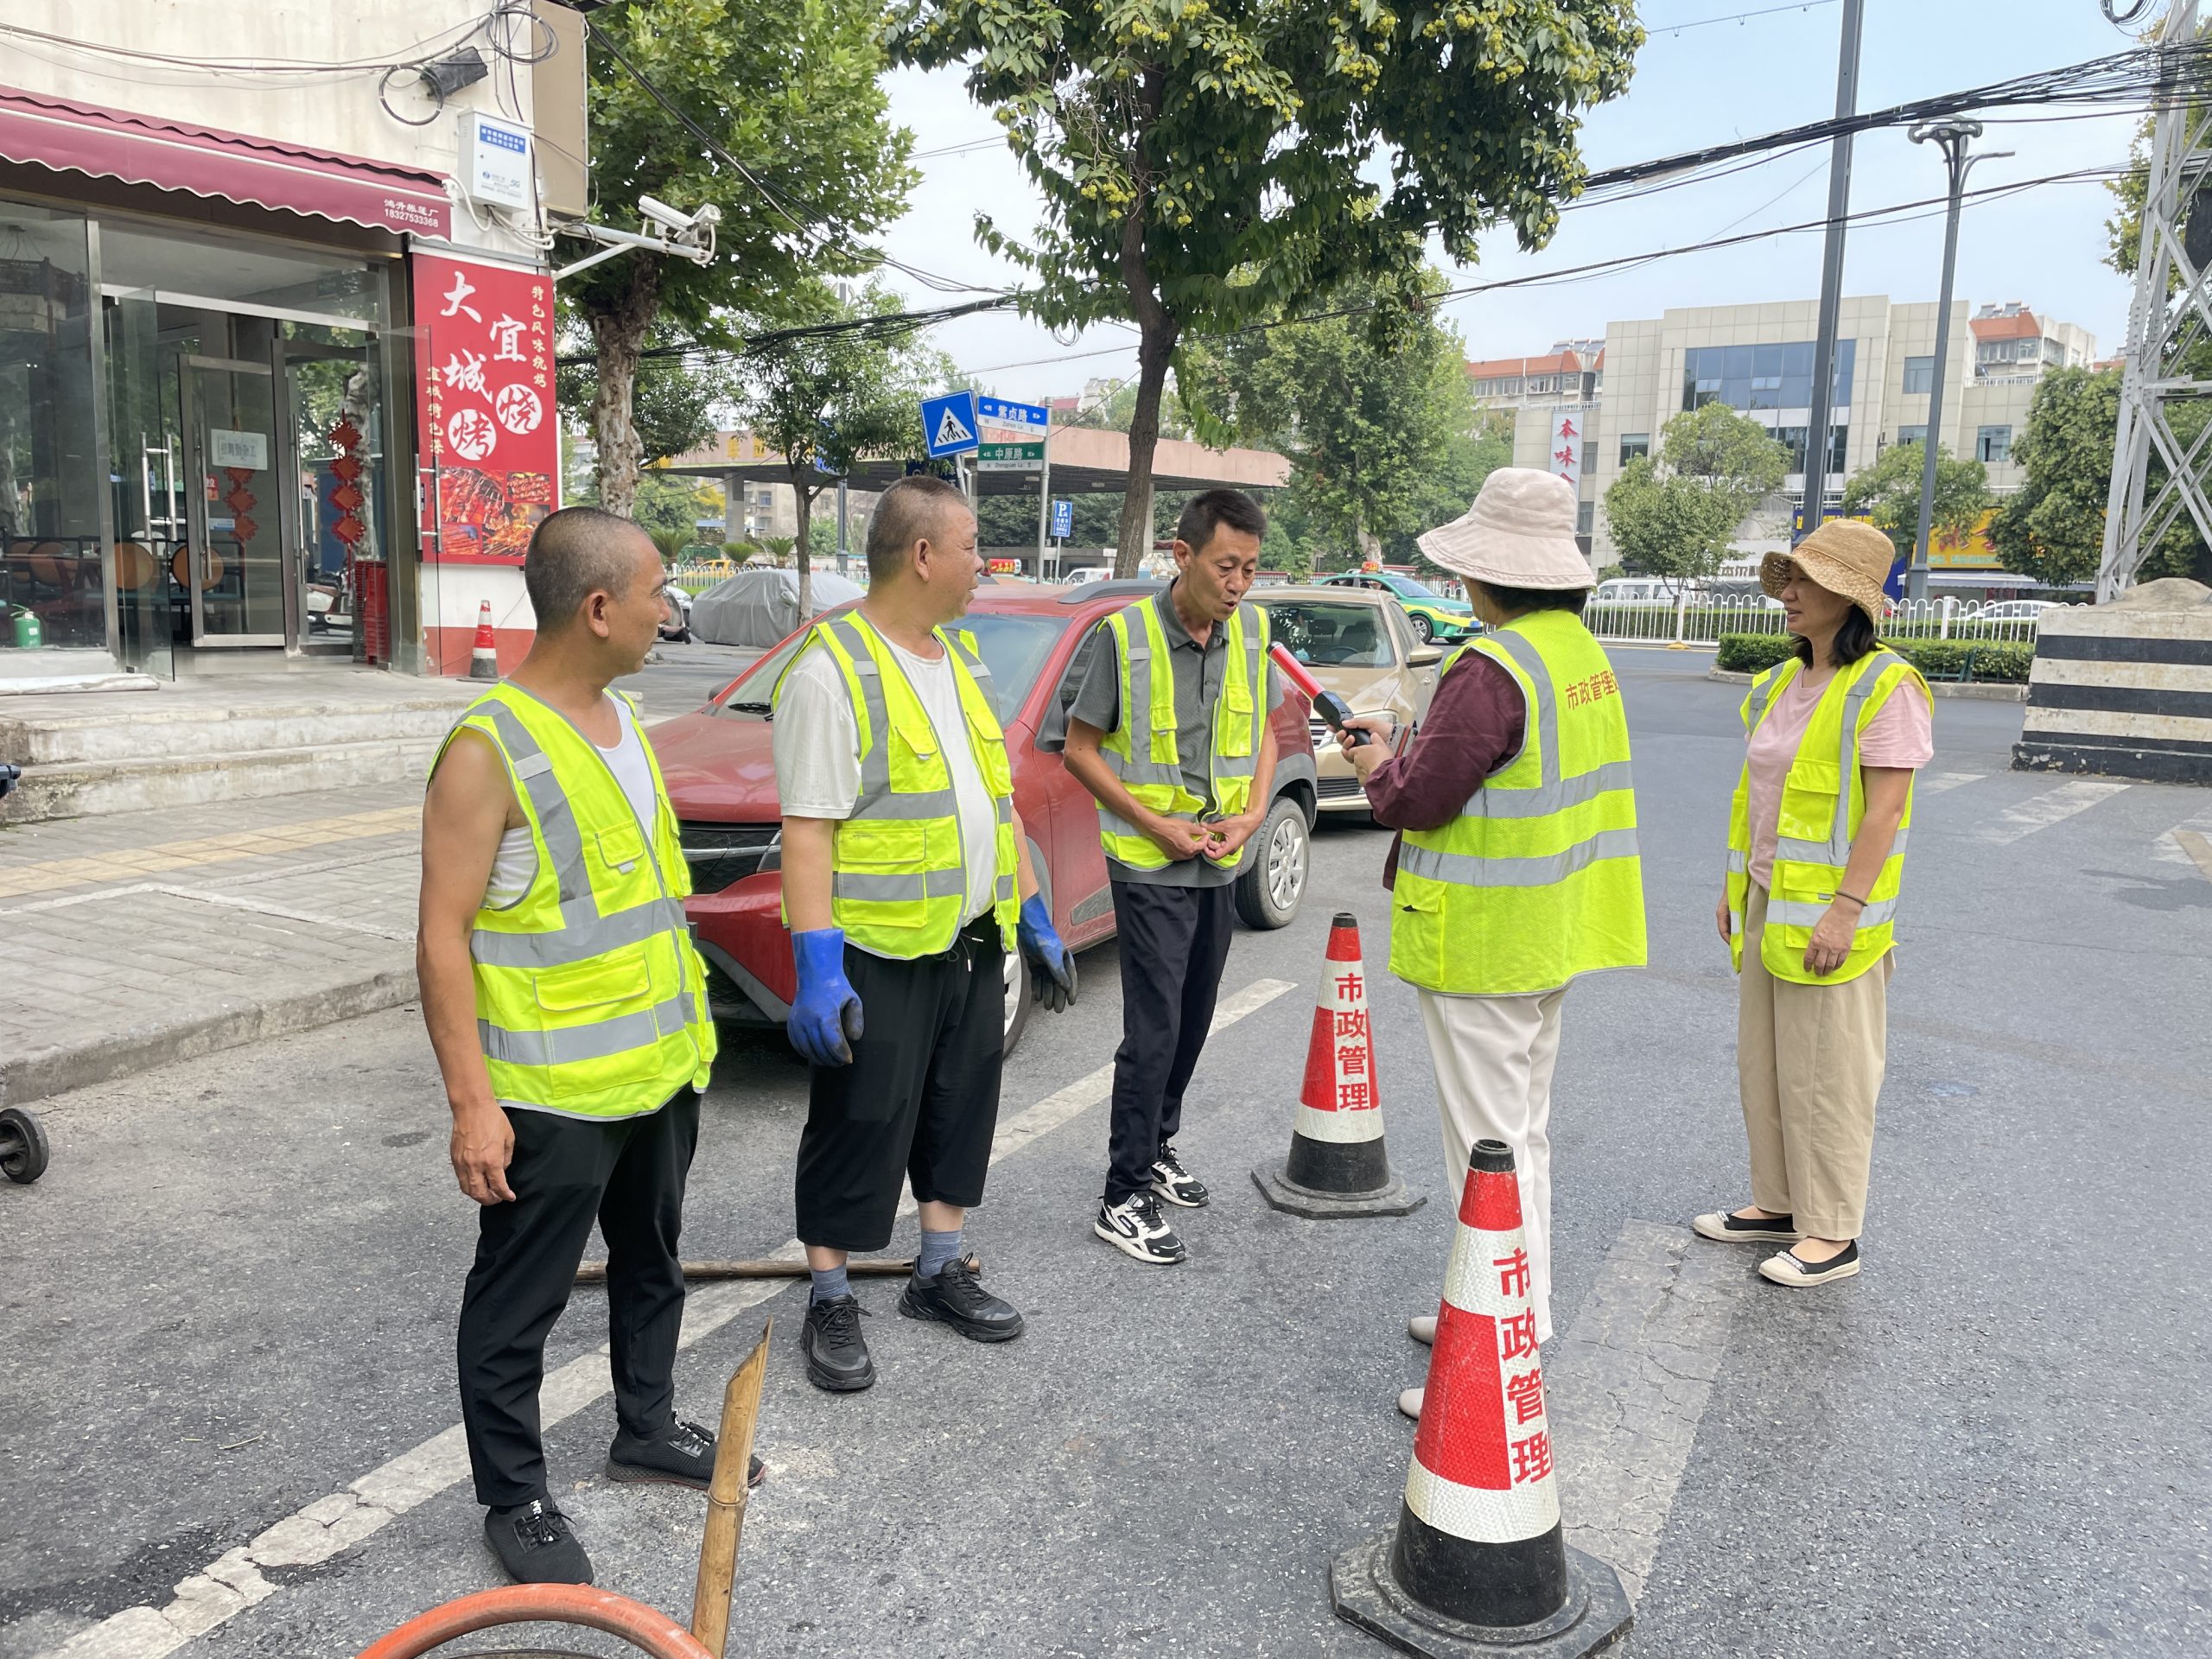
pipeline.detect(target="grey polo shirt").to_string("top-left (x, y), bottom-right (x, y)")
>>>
top-left (1039, 584), bottom-right (1285, 888)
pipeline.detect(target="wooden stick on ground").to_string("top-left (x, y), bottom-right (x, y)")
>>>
top-left (690, 1319), bottom-right (772, 1659)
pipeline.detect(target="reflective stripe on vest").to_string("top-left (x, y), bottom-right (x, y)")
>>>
top-left (1095, 596), bottom-right (1269, 870)
top-left (438, 684), bottom-right (717, 1121)
top-left (1389, 612), bottom-right (1647, 997)
top-left (1724, 649), bottom-right (1927, 985)
top-left (777, 613), bottom-right (1019, 959)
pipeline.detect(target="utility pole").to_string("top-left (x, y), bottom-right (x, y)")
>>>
top-left (1904, 120), bottom-right (2008, 604)
top-left (1801, 0), bottom-right (1866, 541)
top-left (1034, 423), bottom-right (1052, 577)
top-left (836, 476), bottom-right (849, 577)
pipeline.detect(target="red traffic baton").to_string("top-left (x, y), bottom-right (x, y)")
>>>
top-left (1268, 642), bottom-right (1374, 745)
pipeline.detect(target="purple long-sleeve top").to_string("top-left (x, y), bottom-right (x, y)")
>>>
top-left (1364, 651), bottom-right (1526, 887)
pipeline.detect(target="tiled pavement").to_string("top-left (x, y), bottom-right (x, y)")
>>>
top-left (0, 786), bottom-right (425, 1109)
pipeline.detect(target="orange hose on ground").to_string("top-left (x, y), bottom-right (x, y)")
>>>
top-left (355, 1583), bottom-right (715, 1659)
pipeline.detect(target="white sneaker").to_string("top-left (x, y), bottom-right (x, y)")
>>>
top-left (1093, 1192), bottom-right (1187, 1265)
top-left (1408, 1314), bottom-right (1437, 1345)
top-left (1148, 1143), bottom-right (1210, 1208)
top-left (1397, 1387), bottom-right (1424, 1421)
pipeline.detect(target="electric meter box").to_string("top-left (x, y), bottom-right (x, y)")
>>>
top-left (461, 111), bottom-right (534, 211)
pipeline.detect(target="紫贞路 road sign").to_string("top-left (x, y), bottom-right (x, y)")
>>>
top-left (977, 396), bottom-right (1049, 430)
top-left (976, 441), bottom-right (1046, 473)
top-left (921, 391), bottom-right (981, 458)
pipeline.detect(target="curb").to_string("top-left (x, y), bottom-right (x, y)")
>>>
top-left (1703, 666), bottom-right (2027, 702)
top-left (0, 966), bottom-right (418, 1110)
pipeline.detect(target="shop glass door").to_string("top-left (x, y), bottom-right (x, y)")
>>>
top-left (103, 288), bottom-right (177, 678)
top-left (180, 354), bottom-right (288, 646)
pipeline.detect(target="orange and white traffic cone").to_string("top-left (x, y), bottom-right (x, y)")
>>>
top-left (1331, 1138), bottom-right (1630, 1656)
top-left (467, 599), bottom-right (499, 681)
top-left (1250, 912), bottom-right (1422, 1219)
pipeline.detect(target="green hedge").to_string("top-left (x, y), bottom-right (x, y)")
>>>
top-left (1713, 633), bottom-right (2034, 683)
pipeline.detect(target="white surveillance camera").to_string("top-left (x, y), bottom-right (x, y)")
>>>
top-left (637, 194), bottom-right (694, 234)
top-left (689, 203), bottom-right (722, 229)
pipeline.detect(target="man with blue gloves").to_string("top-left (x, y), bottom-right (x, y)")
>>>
top-left (771, 474), bottom-right (1077, 1392)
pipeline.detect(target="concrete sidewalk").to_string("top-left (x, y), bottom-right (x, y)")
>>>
top-left (0, 785), bottom-right (423, 1109)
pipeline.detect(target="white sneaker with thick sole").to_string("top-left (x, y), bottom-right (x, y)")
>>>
top-left (1397, 1386), bottom-right (1424, 1421)
top-left (1093, 1192), bottom-right (1187, 1265)
top-left (1408, 1314), bottom-right (1437, 1345)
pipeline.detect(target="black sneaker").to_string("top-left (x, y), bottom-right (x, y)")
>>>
top-left (899, 1254), bottom-right (1024, 1343)
top-left (1094, 1192), bottom-right (1186, 1265)
top-left (607, 1420), bottom-right (767, 1491)
top-left (802, 1294), bottom-right (876, 1392)
top-left (484, 1498), bottom-right (592, 1585)
top-left (1149, 1143), bottom-right (1210, 1208)
top-left (1692, 1209), bottom-right (1801, 1244)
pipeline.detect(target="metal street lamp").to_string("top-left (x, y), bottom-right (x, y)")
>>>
top-left (1903, 120), bottom-right (2011, 603)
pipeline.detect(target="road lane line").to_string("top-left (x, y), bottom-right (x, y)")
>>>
top-left (32, 976), bottom-right (1298, 1659)
top-left (1920, 771), bottom-right (1986, 794)
top-left (1547, 1219), bottom-right (1749, 1602)
top-left (1974, 779), bottom-right (2129, 846)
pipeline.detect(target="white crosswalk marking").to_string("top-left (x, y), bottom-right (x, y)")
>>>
top-left (1975, 780), bottom-right (2130, 846)
top-left (1920, 771), bottom-right (1986, 795)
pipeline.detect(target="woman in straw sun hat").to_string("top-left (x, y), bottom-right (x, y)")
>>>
top-left (1694, 518), bottom-right (1932, 1289)
top-left (1342, 467), bottom-right (1645, 1418)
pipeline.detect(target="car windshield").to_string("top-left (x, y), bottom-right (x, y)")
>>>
top-left (1388, 574), bottom-right (1441, 600)
top-left (1262, 600), bottom-right (1394, 670)
top-left (713, 608), bottom-right (1069, 725)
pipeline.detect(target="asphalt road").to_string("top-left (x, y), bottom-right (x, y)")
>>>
top-left (3, 652), bottom-right (2207, 1659)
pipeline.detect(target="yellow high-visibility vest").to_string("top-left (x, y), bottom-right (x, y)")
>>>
top-left (776, 613), bottom-right (1019, 959)
top-left (1726, 649), bottom-right (1927, 985)
top-left (1389, 610), bottom-right (1646, 996)
top-left (437, 685), bottom-right (716, 1120)
top-left (1094, 595), bottom-right (1269, 871)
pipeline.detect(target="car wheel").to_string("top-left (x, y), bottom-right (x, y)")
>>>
top-left (1003, 948), bottom-right (1033, 1056)
top-left (1235, 795), bottom-right (1309, 929)
top-left (1410, 612), bottom-right (1433, 643)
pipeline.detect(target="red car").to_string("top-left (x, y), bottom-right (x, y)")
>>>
top-left (649, 581), bottom-right (1320, 1052)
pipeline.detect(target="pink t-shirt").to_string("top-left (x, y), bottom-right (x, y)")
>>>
top-left (1746, 665), bottom-right (1933, 888)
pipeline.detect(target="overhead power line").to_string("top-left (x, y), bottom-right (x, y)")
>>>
top-left (1643, 1), bottom-right (1840, 38)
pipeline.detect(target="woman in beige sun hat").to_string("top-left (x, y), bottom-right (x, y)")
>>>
top-left (1341, 468), bottom-right (1646, 1418)
top-left (1694, 517), bottom-right (1932, 1290)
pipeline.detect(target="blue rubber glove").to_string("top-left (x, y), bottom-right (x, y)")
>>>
top-left (788, 928), bottom-right (863, 1066)
top-left (1017, 893), bottom-right (1077, 1014)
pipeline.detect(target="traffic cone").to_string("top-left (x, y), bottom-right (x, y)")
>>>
top-left (467, 599), bottom-right (499, 681)
top-left (1331, 1139), bottom-right (1631, 1657)
top-left (1250, 912), bottom-right (1423, 1218)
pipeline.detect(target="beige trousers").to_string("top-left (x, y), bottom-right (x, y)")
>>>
top-left (1416, 987), bottom-right (1567, 1344)
top-left (1737, 882), bottom-right (1891, 1240)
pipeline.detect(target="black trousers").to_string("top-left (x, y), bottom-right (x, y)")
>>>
top-left (795, 922), bottom-right (1005, 1253)
top-left (1106, 880), bottom-right (1237, 1203)
top-left (456, 1089), bottom-right (698, 1509)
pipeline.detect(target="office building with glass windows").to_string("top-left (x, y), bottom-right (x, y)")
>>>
top-left (1469, 296), bottom-right (2097, 573)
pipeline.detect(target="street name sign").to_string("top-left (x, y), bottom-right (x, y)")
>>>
top-left (921, 391), bottom-right (981, 457)
top-left (976, 395), bottom-right (1049, 430)
top-left (976, 441), bottom-right (1046, 473)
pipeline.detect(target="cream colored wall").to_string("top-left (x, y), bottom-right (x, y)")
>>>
top-left (10, 2), bottom-right (543, 258)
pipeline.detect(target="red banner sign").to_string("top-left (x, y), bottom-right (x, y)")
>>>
top-left (411, 251), bottom-right (558, 564)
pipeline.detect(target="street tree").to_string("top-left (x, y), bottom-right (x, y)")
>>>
top-left (737, 283), bottom-right (956, 613)
top-left (568, 0), bottom-right (912, 515)
top-left (893, 0), bottom-right (1641, 575)
top-left (1603, 404), bottom-right (1789, 588)
top-left (1990, 365), bottom-right (2210, 586)
top-left (556, 319), bottom-right (737, 473)
top-left (1179, 274), bottom-right (1474, 568)
top-left (1840, 441), bottom-right (1992, 561)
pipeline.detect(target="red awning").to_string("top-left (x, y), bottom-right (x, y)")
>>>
top-left (0, 84), bottom-right (451, 238)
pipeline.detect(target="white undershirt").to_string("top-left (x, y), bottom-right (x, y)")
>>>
top-left (484, 695), bottom-right (660, 908)
top-left (772, 635), bottom-right (999, 949)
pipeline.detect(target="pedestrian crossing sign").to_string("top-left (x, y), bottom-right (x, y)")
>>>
top-left (921, 391), bottom-right (982, 458)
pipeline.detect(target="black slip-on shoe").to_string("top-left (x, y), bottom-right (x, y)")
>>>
top-left (484, 1499), bottom-right (592, 1585)
top-left (899, 1254), bottom-right (1024, 1342)
top-left (1692, 1209), bottom-right (1801, 1244)
top-left (802, 1293), bottom-right (876, 1392)
top-left (1149, 1142), bottom-right (1210, 1208)
top-left (1759, 1241), bottom-right (1861, 1287)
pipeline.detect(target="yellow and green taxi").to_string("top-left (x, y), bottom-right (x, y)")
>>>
top-left (1316, 569), bottom-right (1480, 645)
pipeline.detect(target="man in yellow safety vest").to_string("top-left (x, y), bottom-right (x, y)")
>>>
top-left (1345, 468), bottom-right (1646, 1419)
top-left (419, 506), bottom-right (734, 1586)
top-left (772, 474), bottom-right (1076, 1395)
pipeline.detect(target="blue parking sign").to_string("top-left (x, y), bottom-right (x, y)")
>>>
top-left (1051, 498), bottom-right (1073, 539)
top-left (921, 391), bottom-right (980, 458)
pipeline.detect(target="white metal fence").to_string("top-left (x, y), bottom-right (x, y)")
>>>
top-left (1584, 593), bottom-right (2049, 649)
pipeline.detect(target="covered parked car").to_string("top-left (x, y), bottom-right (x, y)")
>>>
top-left (689, 566), bottom-right (864, 648)
top-left (1316, 569), bottom-right (1478, 643)
top-left (1256, 585), bottom-right (1443, 813)
top-left (649, 581), bottom-right (1320, 1053)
